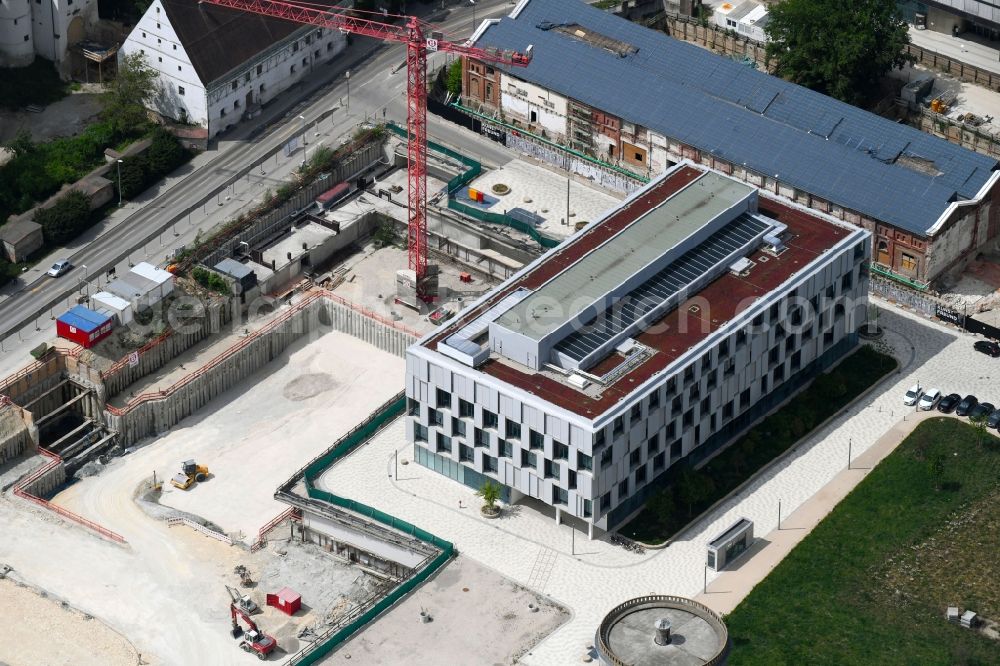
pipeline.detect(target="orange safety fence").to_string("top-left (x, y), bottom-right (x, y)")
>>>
top-left (13, 449), bottom-right (126, 544)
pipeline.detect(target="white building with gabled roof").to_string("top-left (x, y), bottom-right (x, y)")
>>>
top-left (118, 0), bottom-right (347, 139)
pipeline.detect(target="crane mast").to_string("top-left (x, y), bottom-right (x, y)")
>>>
top-left (198, 0), bottom-right (531, 301)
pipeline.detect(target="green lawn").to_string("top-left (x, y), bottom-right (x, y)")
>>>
top-left (725, 418), bottom-right (1000, 665)
top-left (621, 345), bottom-right (897, 544)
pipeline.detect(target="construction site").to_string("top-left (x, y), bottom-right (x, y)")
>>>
top-left (0, 65), bottom-right (618, 661)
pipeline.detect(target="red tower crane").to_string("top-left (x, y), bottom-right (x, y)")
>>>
top-left (198, 0), bottom-right (532, 300)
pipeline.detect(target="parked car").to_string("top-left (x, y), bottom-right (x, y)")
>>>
top-left (988, 409), bottom-right (1000, 429)
top-left (903, 384), bottom-right (923, 406)
top-left (46, 259), bottom-right (72, 277)
top-left (970, 402), bottom-right (995, 422)
top-left (956, 395), bottom-right (979, 417)
top-left (918, 388), bottom-right (941, 411)
top-left (974, 340), bottom-right (1000, 357)
top-left (938, 393), bottom-right (962, 413)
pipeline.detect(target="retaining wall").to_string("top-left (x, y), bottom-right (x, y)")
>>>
top-left (105, 292), bottom-right (417, 445)
top-left (200, 141), bottom-right (385, 270)
top-left (0, 402), bottom-right (35, 465)
top-left (0, 352), bottom-right (68, 407)
top-left (87, 301), bottom-right (233, 399)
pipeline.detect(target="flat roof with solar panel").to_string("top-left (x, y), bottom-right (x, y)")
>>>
top-left (416, 162), bottom-right (864, 420)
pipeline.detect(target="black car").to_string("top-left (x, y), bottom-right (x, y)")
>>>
top-left (974, 340), bottom-right (1000, 357)
top-left (956, 394), bottom-right (979, 417)
top-left (938, 393), bottom-right (962, 413)
top-left (988, 409), bottom-right (1000, 429)
top-left (970, 402), bottom-right (995, 422)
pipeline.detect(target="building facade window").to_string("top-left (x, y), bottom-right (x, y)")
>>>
top-left (459, 398), bottom-right (474, 417)
top-left (436, 388), bottom-right (451, 409)
top-left (178, 86), bottom-right (185, 96)
top-left (452, 417), bottom-right (467, 438)
top-left (483, 409), bottom-right (498, 429)
top-left (529, 429), bottom-right (544, 449)
top-left (437, 433), bottom-right (452, 454)
top-left (553, 441), bottom-right (568, 460)
top-left (577, 451), bottom-right (592, 471)
top-left (522, 450), bottom-right (537, 469)
top-left (414, 423), bottom-right (427, 443)
top-left (484, 454), bottom-right (498, 474)
top-left (459, 444), bottom-right (474, 462)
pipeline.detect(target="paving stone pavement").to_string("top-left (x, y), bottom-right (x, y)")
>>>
top-left (320, 298), bottom-right (994, 663)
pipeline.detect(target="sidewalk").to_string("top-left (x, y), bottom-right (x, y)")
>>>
top-left (909, 26), bottom-right (1000, 76)
top-left (695, 409), bottom-right (939, 615)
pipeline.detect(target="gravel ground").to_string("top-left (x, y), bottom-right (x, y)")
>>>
top-left (0, 574), bottom-right (138, 666)
top-left (320, 554), bottom-right (569, 665)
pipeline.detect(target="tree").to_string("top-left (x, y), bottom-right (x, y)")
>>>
top-left (928, 452), bottom-right (945, 491)
top-left (117, 155), bottom-right (148, 199)
top-left (764, 0), bottom-right (913, 107)
top-left (677, 468), bottom-right (715, 516)
top-left (103, 51), bottom-right (158, 136)
top-left (647, 490), bottom-right (676, 528)
top-left (35, 191), bottom-right (92, 246)
top-left (446, 59), bottom-right (463, 97)
top-left (476, 480), bottom-right (502, 512)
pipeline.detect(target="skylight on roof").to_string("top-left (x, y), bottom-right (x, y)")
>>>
top-left (538, 21), bottom-right (638, 58)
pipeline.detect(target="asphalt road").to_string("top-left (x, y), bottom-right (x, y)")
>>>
top-left (0, 0), bottom-right (518, 349)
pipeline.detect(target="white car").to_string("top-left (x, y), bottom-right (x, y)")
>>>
top-left (903, 384), bottom-right (923, 406)
top-left (46, 259), bottom-right (72, 277)
top-left (918, 388), bottom-right (941, 411)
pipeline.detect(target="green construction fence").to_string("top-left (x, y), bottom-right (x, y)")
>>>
top-left (285, 393), bottom-right (455, 666)
top-left (386, 122), bottom-right (561, 250)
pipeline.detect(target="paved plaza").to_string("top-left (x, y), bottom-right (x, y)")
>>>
top-left (319, 299), bottom-right (998, 663)
top-left (466, 158), bottom-right (623, 239)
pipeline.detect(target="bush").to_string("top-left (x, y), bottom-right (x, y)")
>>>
top-left (0, 119), bottom-right (129, 224)
top-left (192, 266), bottom-right (230, 294)
top-left (115, 129), bottom-right (190, 201)
top-left (446, 59), bottom-right (463, 97)
top-left (34, 191), bottom-right (93, 246)
top-left (0, 258), bottom-right (19, 289)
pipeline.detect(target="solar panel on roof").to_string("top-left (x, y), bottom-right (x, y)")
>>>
top-left (552, 213), bottom-right (770, 366)
top-left (479, 0), bottom-right (998, 236)
top-left (742, 87), bottom-right (778, 114)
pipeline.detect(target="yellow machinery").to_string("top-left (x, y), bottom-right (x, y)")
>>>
top-left (170, 459), bottom-right (209, 490)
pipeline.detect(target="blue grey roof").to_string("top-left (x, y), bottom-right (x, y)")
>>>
top-left (475, 0), bottom-right (998, 236)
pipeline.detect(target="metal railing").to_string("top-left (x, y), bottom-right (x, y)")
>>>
top-left (250, 506), bottom-right (301, 553)
top-left (13, 449), bottom-right (126, 544)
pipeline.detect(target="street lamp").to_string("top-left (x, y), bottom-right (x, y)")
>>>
top-left (80, 264), bottom-right (89, 297)
top-left (116, 159), bottom-right (124, 206)
top-left (345, 70), bottom-right (350, 113)
top-left (470, 0), bottom-right (476, 32)
top-left (298, 114), bottom-right (307, 146)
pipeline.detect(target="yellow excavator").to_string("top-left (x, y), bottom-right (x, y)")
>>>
top-left (170, 459), bottom-right (210, 490)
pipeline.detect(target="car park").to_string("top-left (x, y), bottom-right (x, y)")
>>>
top-left (917, 388), bottom-right (941, 411)
top-left (938, 393), bottom-right (961, 413)
top-left (956, 395), bottom-right (979, 417)
top-left (46, 260), bottom-right (72, 277)
top-left (903, 384), bottom-right (923, 406)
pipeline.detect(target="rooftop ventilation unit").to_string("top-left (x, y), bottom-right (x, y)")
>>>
top-left (760, 219), bottom-right (789, 256)
top-left (729, 257), bottom-right (755, 276)
top-left (567, 374), bottom-right (591, 390)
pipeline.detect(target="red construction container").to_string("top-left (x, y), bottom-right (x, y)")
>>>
top-left (266, 587), bottom-right (301, 616)
top-left (56, 305), bottom-right (113, 348)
